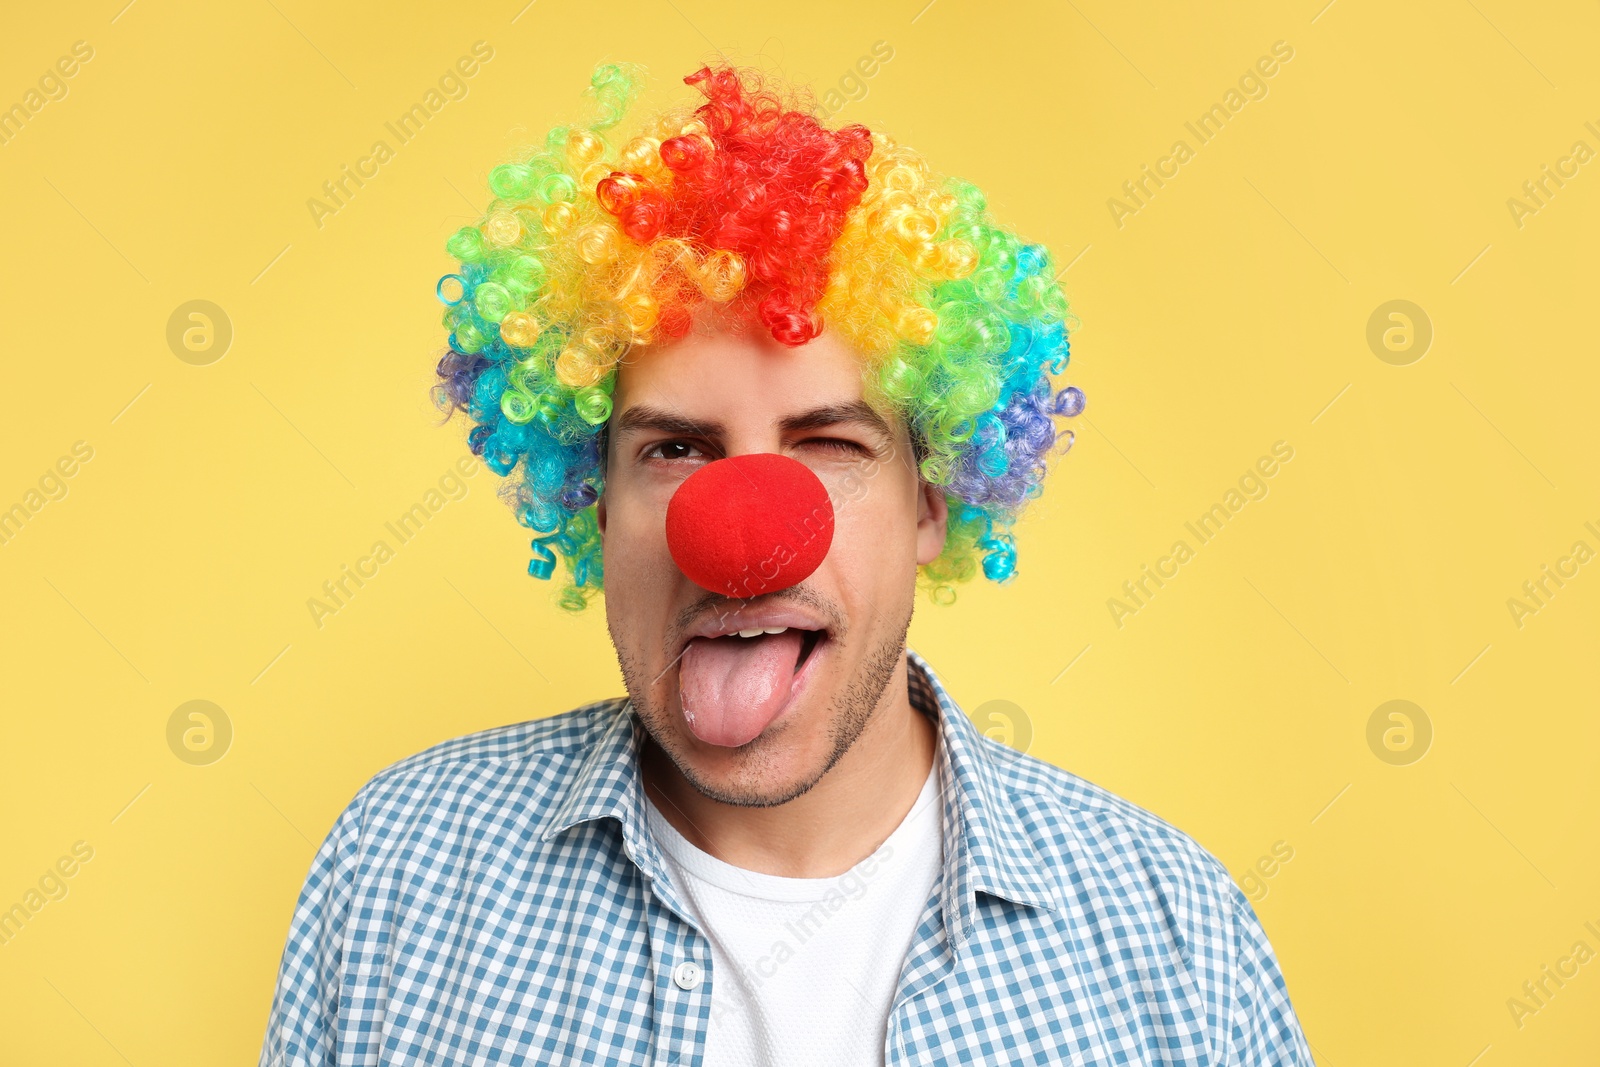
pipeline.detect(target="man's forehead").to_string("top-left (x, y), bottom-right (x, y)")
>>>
top-left (603, 321), bottom-right (911, 450)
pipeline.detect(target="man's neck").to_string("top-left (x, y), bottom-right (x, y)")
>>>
top-left (640, 656), bottom-right (939, 879)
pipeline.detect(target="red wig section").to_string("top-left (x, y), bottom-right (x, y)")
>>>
top-left (595, 65), bottom-right (873, 347)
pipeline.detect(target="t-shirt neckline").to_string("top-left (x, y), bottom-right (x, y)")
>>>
top-left (644, 735), bottom-right (944, 903)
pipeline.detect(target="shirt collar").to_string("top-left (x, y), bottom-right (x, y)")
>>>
top-left (539, 646), bottom-right (1060, 957)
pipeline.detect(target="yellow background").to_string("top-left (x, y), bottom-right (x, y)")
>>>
top-left (1, 0), bottom-right (1595, 1062)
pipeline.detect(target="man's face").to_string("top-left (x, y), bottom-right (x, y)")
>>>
top-left (596, 324), bottom-right (949, 807)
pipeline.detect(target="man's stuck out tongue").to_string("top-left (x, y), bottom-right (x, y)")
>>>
top-left (679, 629), bottom-right (822, 747)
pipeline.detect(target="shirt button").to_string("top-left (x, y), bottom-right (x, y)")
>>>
top-left (672, 960), bottom-right (703, 990)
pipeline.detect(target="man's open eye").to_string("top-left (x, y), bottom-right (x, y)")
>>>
top-left (643, 440), bottom-right (705, 461)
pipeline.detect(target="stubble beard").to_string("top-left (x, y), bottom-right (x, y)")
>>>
top-left (615, 600), bottom-right (914, 809)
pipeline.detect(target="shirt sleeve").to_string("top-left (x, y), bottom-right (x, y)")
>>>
top-left (258, 788), bottom-right (367, 1067)
top-left (1224, 884), bottom-right (1315, 1065)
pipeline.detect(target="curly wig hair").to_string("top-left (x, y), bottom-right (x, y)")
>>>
top-left (431, 63), bottom-right (1085, 611)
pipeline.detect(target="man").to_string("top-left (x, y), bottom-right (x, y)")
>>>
top-left (259, 62), bottom-right (1313, 1065)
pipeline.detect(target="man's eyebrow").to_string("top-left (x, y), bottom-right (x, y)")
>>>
top-left (610, 400), bottom-right (896, 448)
top-left (610, 404), bottom-right (722, 443)
top-left (777, 401), bottom-right (895, 448)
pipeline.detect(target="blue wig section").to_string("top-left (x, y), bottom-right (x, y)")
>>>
top-left (909, 241), bottom-right (1083, 585)
top-left (434, 273), bottom-right (607, 611)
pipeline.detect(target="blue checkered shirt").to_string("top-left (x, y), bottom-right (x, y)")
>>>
top-left (259, 648), bottom-right (1313, 1065)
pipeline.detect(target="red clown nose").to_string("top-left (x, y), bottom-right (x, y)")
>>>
top-left (665, 453), bottom-right (835, 597)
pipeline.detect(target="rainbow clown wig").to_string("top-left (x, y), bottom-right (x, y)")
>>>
top-left (430, 63), bottom-right (1085, 612)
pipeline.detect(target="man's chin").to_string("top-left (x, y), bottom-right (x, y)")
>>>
top-left (627, 649), bottom-right (836, 799)
top-left (625, 618), bottom-right (905, 808)
top-left (647, 711), bottom-right (833, 808)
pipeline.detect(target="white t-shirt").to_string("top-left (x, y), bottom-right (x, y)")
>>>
top-left (644, 740), bottom-right (946, 1066)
